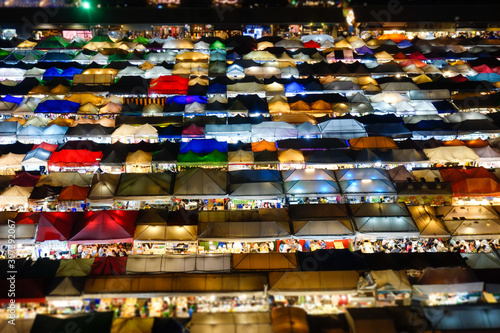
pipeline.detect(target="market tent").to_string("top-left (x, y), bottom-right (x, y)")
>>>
top-left (21, 148), bottom-right (51, 171)
top-left (87, 174), bottom-right (120, 202)
top-left (48, 149), bottom-right (103, 170)
top-left (56, 258), bottom-right (94, 277)
top-left (198, 209), bottom-right (291, 241)
top-left (58, 185), bottom-right (90, 201)
top-left (70, 210), bottom-right (138, 244)
top-left (451, 178), bottom-right (500, 196)
top-left (350, 203), bottom-right (418, 238)
top-left (317, 119), bottom-right (367, 139)
top-left (387, 165), bottom-right (416, 182)
top-left (114, 173), bottom-right (174, 200)
top-left (424, 146), bottom-right (479, 164)
top-left (35, 211), bottom-right (76, 242)
top-left (190, 312), bottom-right (272, 333)
top-left (407, 206), bottom-right (450, 237)
top-left (284, 179), bottom-right (339, 198)
top-left (37, 172), bottom-right (93, 187)
top-left (462, 253), bottom-right (500, 269)
top-left (0, 185), bottom-right (33, 206)
top-left (46, 276), bottom-right (84, 299)
top-left (0, 153), bottom-right (24, 172)
top-left (349, 136), bottom-right (398, 150)
top-left (251, 140), bottom-right (277, 152)
top-left (125, 254), bottom-right (231, 274)
top-left (84, 273), bottom-right (267, 297)
top-left (413, 267), bottom-right (483, 295)
top-left (232, 253), bottom-right (297, 271)
top-left (230, 181), bottom-right (284, 199)
top-left (228, 150), bottom-right (254, 166)
top-left (125, 150), bottom-right (153, 173)
top-left (335, 168), bottom-right (390, 181)
top-left (30, 312), bottom-right (113, 333)
top-left (90, 257), bottom-right (127, 276)
top-left (269, 271), bottom-right (359, 294)
top-left (134, 209), bottom-right (197, 242)
top-left (173, 169), bottom-right (227, 198)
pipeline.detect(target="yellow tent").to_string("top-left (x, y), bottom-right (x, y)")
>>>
top-left (272, 307), bottom-right (309, 333)
top-left (289, 100), bottom-right (311, 113)
top-left (111, 317), bottom-right (154, 333)
top-left (278, 149), bottom-right (305, 163)
top-left (50, 84), bottom-right (70, 95)
top-left (78, 102), bottom-right (100, 115)
top-left (65, 93), bottom-right (104, 105)
top-left (349, 136), bottom-right (398, 150)
top-left (268, 100), bottom-right (291, 114)
top-left (48, 117), bottom-right (73, 127)
top-left (100, 102), bottom-right (122, 115)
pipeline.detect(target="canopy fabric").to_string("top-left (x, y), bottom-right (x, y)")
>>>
top-left (232, 253), bottom-right (297, 271)
top-left (125, 254), bottom-right (230, 274)
top-left (84, 273), bottom-right (267, 296)
top-left (70, 210), bottom-right (138, 244)
top-left (114, 173), bottom-right (174, 200)
top-left (424, 146), bottom-right (479, 163)
top-left (268, 271), bottom-right (359, 293)
top-left (56, 258), bottom-right (94, 277)
top-left (173, 169), bottom-right (227, 198)
top-left (58, 185), bottom-right (90, 201)
top-left (90, 257), bottom-right (128, 276)
top-left (35, 211), bottom-right (76, 242)
top-left (190, 312), bottom-right (272, 333)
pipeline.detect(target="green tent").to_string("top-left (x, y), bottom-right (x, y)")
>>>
top-left (177, 150), bottom-right (228, 167)
top-left (88, 35), bottom-right (113, 43)
top-left (66, 41), bottom-right (85, 49)
top-left (35, 35), bottom-right (69, 49)
top-left (210, 40), bottom-right (226, 50)
top-left (133, 36), bottom-right (150, 45)
top-left (0, 49), bottom-right (11, 60)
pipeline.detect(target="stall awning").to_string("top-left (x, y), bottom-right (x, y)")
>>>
top-left (190, 312), bottom-right (272, 333)
top-left (84, 273), bottom-right (267, 297)
top-left (232, 253), bottom-right (298, 271)
top-left (125, 254), bottom-right (231, 274)
top-left (268, 271), bottom-right (359, 294)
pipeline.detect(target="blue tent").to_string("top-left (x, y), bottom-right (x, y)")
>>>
top-left (42, 67), bottom-right (63, 81)
top-left (355, 46), bottom-right (373, 55)
top-left (43, 125), bottom-right (68, 136)
top-left (468, 73), bottom-right (500, 82)
top-left (397, 40), bottom-right (413, 48)
top-left (365, 123), bottom-right (412, 139)
top-left (167, 95), bottom-right (207, 105)
top-left (285, 82), bottom-right (305, 94)
top-left (0, 121), bottom-right (19, 137)
top-left (61, 67), bottom-right (83, 79)
top-left (207, 83), bottom-right (227, 94)
top-left (180, 139), bottom-right (228, 154)
top-left (22, 147), bottom-right (51, 162)
top-left (1, 95), bottom-right (23, 104)
top-left (17, 124), bottom-right (44, 136)
top-left (35, 100), bottom-right (80, 114)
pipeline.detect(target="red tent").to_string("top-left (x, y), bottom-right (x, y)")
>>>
top-left (399, 59), bottom-right (426, 68)
top-left (303, 40), bottom-right (321, 48)
top-left (14, 212), bottom-right (40, 224)
top-left (70, 210), bottom-right (138, 244)
top-left (10, 172), bottom-right (41, 187)
top-left (452, 178), bottom-right (500, 196)
top-left (58, 185), bottom-right (90, 201)
top-left (35, 212), bottom-right (77, 242)
top-left (148, 75), bottom-right (189, 95)
top-left (48, 149), bottom-right (103, 169)
top-left (472, 64), bottom-right (494, 74)
top-left (449, 75), bottom-right (469, 83)
top-left (90, 257), bottom-right (127, 275)
top-left (393, 52), bottom-right (408, 60)
top-left (408, 52), bottom-right (427, 61)
top-left (182, 124), bottom-right (205, 138)
top-left (33, 142), bottom-right (59, 152)
top-left (441, 167), bottom-right (498, 182)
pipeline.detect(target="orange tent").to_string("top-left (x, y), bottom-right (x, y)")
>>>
top-left (58, 185), bottom-right (90, 201)
top-left (379, 34), bottom-right (407, 43)
top-left (465, 139), bottom-right (489, 148)
top-left (289, 101), bottom-right (311, 113)
top-left (442, 139), bottom-right (466, 146)
top-left (349, 136), bottom-right (398, 150)
top-left (251, 140), bottom-right (277, 152)
top-left (451, 178), bottom-right (500, 196)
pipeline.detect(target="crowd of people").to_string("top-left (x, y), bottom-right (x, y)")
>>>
top-left (357, 238), bottom-right (500, 254)
top-left (75, 243), bottom-right (133, 258)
